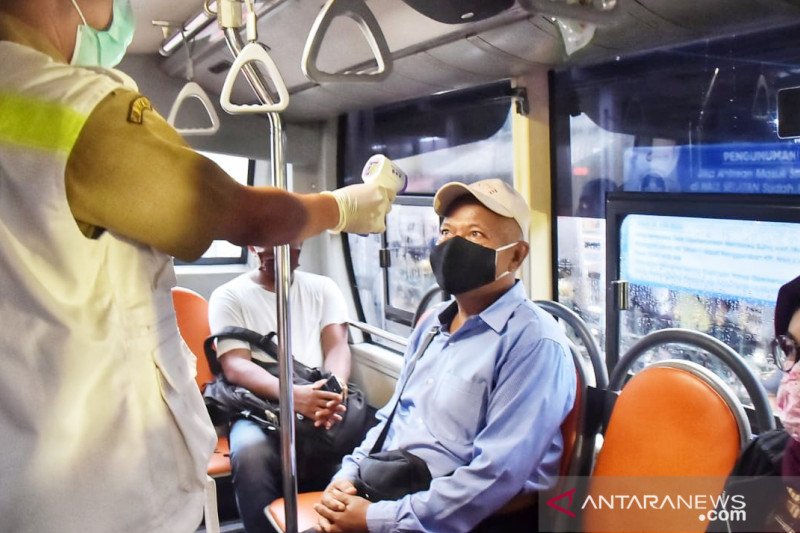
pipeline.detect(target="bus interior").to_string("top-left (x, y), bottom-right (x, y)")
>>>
top-left (101, 0), bottom-right (800, 530)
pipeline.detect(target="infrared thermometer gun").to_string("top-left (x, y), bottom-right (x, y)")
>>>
top-left (361, 154), bottom-right (408, 195)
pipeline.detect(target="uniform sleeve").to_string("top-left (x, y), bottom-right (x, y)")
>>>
top-left (319, 276), bottom-right (350, 328)
top-left (65, 89), bottom-right (236, 261)
top-left (208, 284), bottom-right (250, 356)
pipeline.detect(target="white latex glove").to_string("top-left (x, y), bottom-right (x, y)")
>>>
top-left (322, 183), bottom-right (396, 234)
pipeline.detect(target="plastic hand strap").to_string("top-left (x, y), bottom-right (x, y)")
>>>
top-left (220, 42), bottom-right (289, 114)
top-left (167, 81), bottom-right (221, 136)
top-left (302, 0), bottom-right (392, 83)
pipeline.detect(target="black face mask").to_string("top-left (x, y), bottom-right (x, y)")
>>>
top-left (429, 236), bottom-right (514, 295)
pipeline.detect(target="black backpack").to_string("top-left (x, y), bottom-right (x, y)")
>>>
top-left (706, 429), bottom-right (792, 532)
top-left (202, 326), bottom-right (375, 462)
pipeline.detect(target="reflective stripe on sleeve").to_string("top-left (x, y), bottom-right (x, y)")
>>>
top-left (0, 92), bottom-right (86, 154)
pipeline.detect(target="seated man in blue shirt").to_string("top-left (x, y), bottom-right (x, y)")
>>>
top-left (313, 179), bottom-right (577, 533)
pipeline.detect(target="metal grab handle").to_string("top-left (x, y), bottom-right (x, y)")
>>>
top-left (220, 42), bottom-right (289, 114)
top-left (609, 328), bottom-right (775, 432)
top-left (167, 81), bottom-right (221, 136)
top-left (518, 0), bottom-right (623, 26)
top-left (302, 0), bottom-right (392, 83)
top-left (220, 19), bottom-right (297, 532)
top-left (348, 320), bottom-right (409, 347)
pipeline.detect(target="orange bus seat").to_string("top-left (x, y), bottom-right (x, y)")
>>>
top-left (582, 360), bottom-right (748, 533)
top-left (267, 491), bottom-right (325, 532)
top-left (171, 286), bottom-right (214, 391)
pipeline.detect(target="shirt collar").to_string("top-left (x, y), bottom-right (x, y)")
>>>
top-left (436, 281), bottom-right (527, 334)
top-left (0, 12), bottom-right (66, 63)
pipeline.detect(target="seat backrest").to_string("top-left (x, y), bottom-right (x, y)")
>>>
top-left (171, 286), bottom-right (214, 391)
top-left (582, 360), bottom-right (749, 533)
top-left (559, 344), bottom-right (589, 477)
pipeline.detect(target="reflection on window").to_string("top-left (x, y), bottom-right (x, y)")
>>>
top-left (618, 214), bottom-right (798, 404)
top-left (385, 205), bottom-right (440, 322)
top-left (557, 216), bottom-right (607, 348)
top-left (348, 200), bottom-right (442, 343)
top-left (348, 233), bottom-right (385, 328)
top-left (343, 84), bottom-right (516, 339)
top-left (554, 22), bottom-right (800, 382)
top-left (393, 113), bottom-right (513, 194)
top-left (341, 81), bottom-right (515, 194)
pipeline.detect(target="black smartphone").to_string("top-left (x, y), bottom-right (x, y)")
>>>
top-left (321, 375), bottom-right (343, 394)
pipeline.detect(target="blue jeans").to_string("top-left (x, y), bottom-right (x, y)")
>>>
top-left (229, 419), bottom-right (341, 533)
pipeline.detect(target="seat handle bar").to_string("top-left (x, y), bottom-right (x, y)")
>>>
top-left (610, 328), bottom-right (775, 432)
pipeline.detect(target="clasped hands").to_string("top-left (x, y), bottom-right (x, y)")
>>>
top-left (294, 378), bottom-right (346, 430)
top-left (311, 479), bottom-right (370, 533)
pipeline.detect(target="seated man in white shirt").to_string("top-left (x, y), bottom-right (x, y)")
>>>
top-left (209, 242), bottom-right (352, 533)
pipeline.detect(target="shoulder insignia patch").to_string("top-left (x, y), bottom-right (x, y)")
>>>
top-left (128, 96), bottom-right (153, 124)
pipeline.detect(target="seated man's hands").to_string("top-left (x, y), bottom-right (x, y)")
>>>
top-left (293, 380), bottom-right (346, 429)
top-left (313, 479), bottom-right (369, 533)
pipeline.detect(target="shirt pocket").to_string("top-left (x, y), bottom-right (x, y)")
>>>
top-left (429, 372), bottom-right (486, 445)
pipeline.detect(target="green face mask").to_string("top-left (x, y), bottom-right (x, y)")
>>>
top-left (70, 0), bottom-right (135, 68)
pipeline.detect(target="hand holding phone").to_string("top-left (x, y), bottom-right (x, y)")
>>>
top-left (321, 374), bottom-right (343, 394)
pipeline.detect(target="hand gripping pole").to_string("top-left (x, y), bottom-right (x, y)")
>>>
top-left (302, 0), bottom-right (392, 83)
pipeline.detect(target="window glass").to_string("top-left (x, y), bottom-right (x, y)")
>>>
top-left (553, 21), bottom-right (800, 376)
top-left (384, 203), bottom-right (440, 322)
top-left (341, 82), bottom-right (515, 194)
top-left (181, 151), bottom-right (253, 264)
top-left (618, 214), bottom-right (799, 404)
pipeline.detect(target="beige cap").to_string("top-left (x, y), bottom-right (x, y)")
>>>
top-left (434, 179), bottom-right (531, 241)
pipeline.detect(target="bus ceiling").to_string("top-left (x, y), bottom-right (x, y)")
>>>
top-left (129, 0), bottom-right (800, 122)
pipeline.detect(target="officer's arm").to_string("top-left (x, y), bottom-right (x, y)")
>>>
top-left (66, 89), bottom-right (339, 261)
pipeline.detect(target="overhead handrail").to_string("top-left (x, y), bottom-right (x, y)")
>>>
top-left (220, 0), bottom-right (289, 114)
top-left (609, 328), bottom-right (776, 433)
top-left (217, 0), bottom-right (296, 530)
top-left (534, 299), bottom-right (609, 389)
top-left (167, 30), bottom-right (221, 136)
top-left (518, 0), bottom-right (623, 26)
top-left (301, 0), bottom-right (392, 84)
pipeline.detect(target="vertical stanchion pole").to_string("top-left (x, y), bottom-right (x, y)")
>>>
top-left (222, 20), bottom-right (299, 533)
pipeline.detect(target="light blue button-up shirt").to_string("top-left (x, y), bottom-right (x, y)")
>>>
top-left (336, 282), bottom-right (576, 533)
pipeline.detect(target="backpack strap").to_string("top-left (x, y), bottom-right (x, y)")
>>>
top-left (204, 326), bottom-right (277, 375)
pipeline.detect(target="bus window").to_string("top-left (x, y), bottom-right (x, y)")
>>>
top-left (613, 210), bottom-right (800, 405)
top-left (341, 83), bottom-right (516, 342)
top-left (552, 22), bottom-right (800, 377)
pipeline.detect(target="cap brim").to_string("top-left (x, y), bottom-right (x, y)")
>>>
top-left (434, 182), bottom-right (515, 218)
top-left (433, 182), bottom-right (473, 216)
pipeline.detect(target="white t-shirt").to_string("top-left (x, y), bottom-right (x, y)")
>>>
top-left (208, 270), bottom-right (350, 368)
